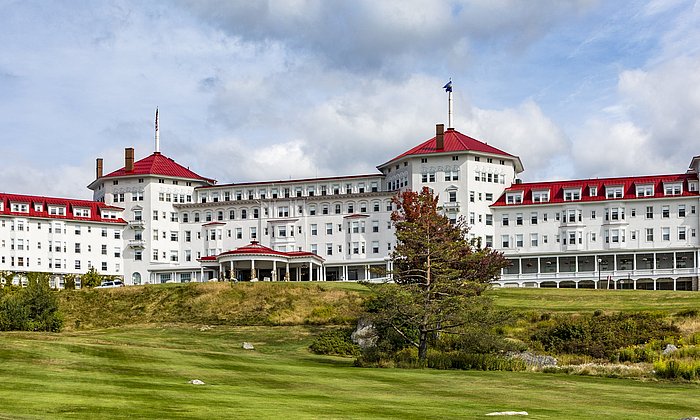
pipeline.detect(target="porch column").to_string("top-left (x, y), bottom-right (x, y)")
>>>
top-left (251, 259), bottom-right (257, 281)
top-left (285, 263), bottom-right (290, 282)
top-left (230, 261), bottom-right (234, 280)
top-left (308, 263), bottom-right (313, 281)
top-left (200, 267), bottom-right (204, 282)
top-left (219, 263), bottom-right (223, 281)
top-left (343, 265), bottom-right (348, 281)
top-left (673, 277), bottom-right (677, 291)
top-left (272, 261), bottom-right (277, 281)
top-left (556, 281), bottom-right (560, 289)
top-left (575, 280), bottom-right (579, 289)
top-left (653, 278), bottom-right (657, 290)
top-left (633, 278), bottom-right (637, 290)
top-left (365, 264), bottom-right (370, 280)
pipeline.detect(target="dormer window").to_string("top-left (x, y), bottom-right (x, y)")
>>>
top-left (506, 192), bottom-right (523, 204)
top-left (605, 186), bottom-right (624, 199)
top-left (10, 203), bottom-right (29, 213)
top-left (563, 188), bottom-right (581, 201)
top-left (689, 181), bottom-right (698, 192)
top-left (73, 207), bottom-right (91, 218)
top-left (532, 190), bottom-right (550, 203)
top-left (48, 206), bottom-right (66, 216)
top-left (34, 203), bottom-right (43, 212)
top-left (636, 184), bottom-right (654, 197)
top-left (664, 183), bottom-right (682, 196)
top-left (589, 186), bottom-right (598, 197)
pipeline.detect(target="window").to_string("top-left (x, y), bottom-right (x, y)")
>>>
top-left (662, 205), bottom-right (670, 218)
top-left (516, 214), bottom-right (523, 225)
top-left (636, 185), bottom-right (654, 197)
top-left (662, 227), bottom-right (670, 241)
top-left (506, 192), bottom-right (523, 204)
top-left (311, 224), bottom-right (318, 235)
top-left (606, 186), bottom-right (624, 199)
top-left (502, 214), bottom-right (509, 226)
top-left (501, 235), bottom-right (510, 248)
top-left (679, 227), bottom-right (687, 240)
top-left (250, 227), bottom-right (257, 239)
top-left (589, 186), bottom-right (598, 197)
top-left (170, 232), bottom-right (178, 242)
top-left (563, 189), bottom-right (581, 201)
top-left (679, 205), bottom-right (686, 217)
top-left (646, 206), bottom-right (654, 219)
top-left (469, 191), bottom-right (475, 202)
top-left (236, 228), bottom-right (242, 239)
top-left (664, 183), bottom-right (682, 196)
top-left (485, 214), bottom-right (493, 226)
top-left (646, 228), bottom-right (654, 242)
top-left (532, 191), bottom-right (550, 203)
top-left (530, 212), bottom-right (538, 224)
top-left (530, 233), bottom-right (538, 247)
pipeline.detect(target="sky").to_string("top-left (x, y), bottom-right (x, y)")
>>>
top-left (1, 0), bottom-right (700, 200)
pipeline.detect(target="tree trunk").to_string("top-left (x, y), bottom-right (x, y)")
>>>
top-left (418, 329), bottom-right (429, 363)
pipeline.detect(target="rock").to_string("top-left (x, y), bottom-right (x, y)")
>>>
top-left (199, 325), bottom-right (212, 332)
top-left (485, 411), bottom-right (528, 416)
top-left (188, 379), bottom-right (205, 385)
top-left (351, 318), bottom-right (378, 349)
top-left (508, 351), bottom-right (557, 368)
top-left (242, 342), bottom-right (255, 350)
top-left (679, 417), bottom-right (700, 420)
top-left (663, 344), bottom-right (678, 356)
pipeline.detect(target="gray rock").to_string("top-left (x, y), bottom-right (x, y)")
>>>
top-left (188, 379), bottom-right (205, 385)
top-left (351, 318), bottom-right (378, 349)
top-left (242, 342), bottom-right (255, 350)
top-left (679, 417), bottom-right (700, 420)
top-left (663, 344), bottom-right (678, 356)
top-left (508, 351), bottom-right (557, 368)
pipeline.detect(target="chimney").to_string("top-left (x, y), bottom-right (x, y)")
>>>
top-left (96, 158), bottom-right (103, 179)
top-left (125, 148), bottom-right (134, 172)
top-left (436, 124), bottom-right (445, 150)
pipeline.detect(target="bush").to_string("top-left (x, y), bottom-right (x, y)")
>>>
top-left (530, 312), bottom-right (679, 359)
top-left (309, 328), bottom-right (360, 357)
top-left (0, 272), bottom-right (63, 332)
top-left (654, 359), bottom-right (700, 381)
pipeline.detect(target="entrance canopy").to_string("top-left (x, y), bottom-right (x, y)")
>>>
top-left (198, 241), bottom-right (325, 281)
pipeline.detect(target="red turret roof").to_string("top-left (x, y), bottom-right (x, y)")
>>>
top-left (379, 128), bottom-right (521, 171)
top-left (199, 241), bottom-right (324, 262)
top-left (102, 152), bottom-right (215, 183)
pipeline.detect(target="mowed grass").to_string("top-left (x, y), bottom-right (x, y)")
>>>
top-left (489, 287), bottom-right (700, 314)
top-left (1, 325), bottom-right (699, 419)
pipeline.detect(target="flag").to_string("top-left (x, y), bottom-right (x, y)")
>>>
top-left (443, 80), bottom-right (452, 92)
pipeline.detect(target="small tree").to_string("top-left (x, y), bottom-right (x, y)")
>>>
top-left (364, 187), bottom-right (508, 362)
top-left (63, 274), bottom-right (76, 290)
top-left (80, 267), bottom-right (103, 288)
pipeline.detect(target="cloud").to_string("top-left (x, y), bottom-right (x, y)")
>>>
top-left (461, 100), bottom-right (571, 180)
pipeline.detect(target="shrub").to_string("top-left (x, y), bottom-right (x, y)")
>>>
top-left (530, 312), bottom-right (679, 359)
top-left (309, 328), bottom-right (360, 357)
top-left (0, 272), bottom-right (63, 332)
top-left (654, 359), bottom-right (700, 381)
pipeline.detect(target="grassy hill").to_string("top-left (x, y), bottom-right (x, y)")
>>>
top-left (58, 282), bottom-right (700, 331)
top-left (59, 281), bottom-right (368, 330)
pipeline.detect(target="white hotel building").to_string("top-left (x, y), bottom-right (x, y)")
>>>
top-left (0, 118), bottom-right (698, 291)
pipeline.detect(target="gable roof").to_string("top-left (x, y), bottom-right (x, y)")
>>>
top-left (379, 128), bottom-right (522, 172)
top-left (491, 173), bottom-right (699, 207)
top-left (101, 152), bottom-right (215, 184)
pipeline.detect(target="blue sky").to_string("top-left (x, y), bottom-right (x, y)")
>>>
top-left (1, 0), bottom-right (699, 199)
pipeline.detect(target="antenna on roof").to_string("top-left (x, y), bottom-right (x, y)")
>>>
top-left (154, 107), bottom-right (160, 153)
top-left (443, 79), bottom-right (453, 129)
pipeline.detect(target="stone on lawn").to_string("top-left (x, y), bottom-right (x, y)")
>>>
top-left (242, 342), bottom-right (255, 350)
top-left (188, 379), bottom-right (205, 385)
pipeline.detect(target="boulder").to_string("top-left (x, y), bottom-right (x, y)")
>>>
top-left (508, 351), bottom-right (557, 368)
top-left (663, 344), bottom-right (678, 356)
top-left (485, 411), bottom-right (528, 416)
top-left (351, 318), bottom-right (378, 349)
top-left (188, 379), bottom-right (205, 385)
top-left (242, 342), bottom-right (255, 350)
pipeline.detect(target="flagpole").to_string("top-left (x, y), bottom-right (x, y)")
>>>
top-left (155, 107), bottom-right (160, 153)
top-left (448, 89), bottom-right (453, 129)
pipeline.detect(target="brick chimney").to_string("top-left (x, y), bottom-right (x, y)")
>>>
top-left (125, 148), bottom-right (134, 172)
top-left (96, 158), bottom-right (103, 179)
top-left (436, 124), bottom-right (445, 150)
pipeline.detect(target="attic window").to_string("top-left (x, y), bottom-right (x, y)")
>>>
top-left (563, 189), bottom-right (581, 201)
top-left (48, 206), bottom-right (66, 216)
top-left (11, 203), bottom-right (29, 213)
top-left (636, 185), bottom-right (654, 197)
top-left (532, 190), bottom-right (550, 203)
top-left (664, 183), bottom-right (682, 196)
top-left (506, 192), bottom-right (523, 204)
top-left (589, 186), bottom-right (597, 197)
top-left (605, 186), bottom-right (624, 199)
top-left (34, 204), bottom-right (43, 212)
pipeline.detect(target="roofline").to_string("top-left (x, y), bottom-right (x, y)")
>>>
top-left (376, 149), bottom-right (524, 174)
top-left (505, 172), bottom-right (696, 189)
top-left (196, 173), bottom-right (385, 190)
top-left (87, 172), bottom-right (216, 190)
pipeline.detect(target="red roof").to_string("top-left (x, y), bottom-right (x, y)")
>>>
top-left (0, 193), bottom-right (127, 224)
top-left (380, 128), bottom-right (518, 168)
top-left (214, 241), bottom-right (324, 261)
top-left (492, 173), bottom-right (699, 207)
top-left (102, 152), bottom-right (215, 183)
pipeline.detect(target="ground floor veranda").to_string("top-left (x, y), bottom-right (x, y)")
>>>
top-left (498, 250), bottom-right (700, 291)
top-left (144, 261), bottom-right (393, 284)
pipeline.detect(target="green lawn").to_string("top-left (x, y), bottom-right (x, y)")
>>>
top-left (489, 287), bottom-right (700, 314)
top-left (1, 325), bottom-right (698, 419)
